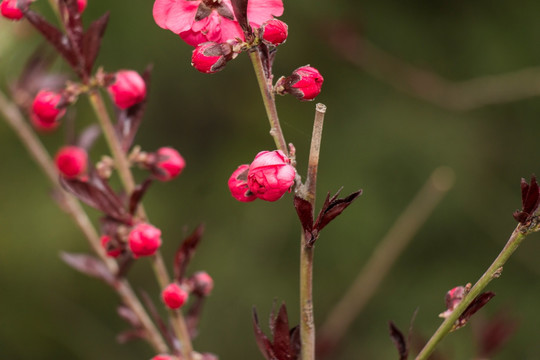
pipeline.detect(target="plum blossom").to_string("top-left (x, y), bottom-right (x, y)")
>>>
top-left (153, 0), bottom-right (283, 47)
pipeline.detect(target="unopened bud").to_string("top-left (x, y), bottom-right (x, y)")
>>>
top-left (77, 0), bottom-right (87, 13)
top-left (191, 271), bottom-right (214, 296)
top-left (149, 147), bottom-right (186, 182)
top-left (162, 283), bottom-right (189, 309)
top-left (100, 235), bottom-right (122, 258)
top-left (0, 0), bottom-right (24, 20)
top-left (128, 223), bottom-right (162, 258)
top-left (31, 90), bottom-right (66, 131)
top-left (260, 19), bottom-right (288, 46)
top-left (275, 65), bottom-right (324, 101)
top-left (191, 42), bottom-right (234, 74)
top-left (107, 70), bottom-right (146, 109)
top-left (228, 164), bottom-right (257, 202)
top-left (54, 146), bottom-right (88, 179)
top-left (247, 150), bottom-right (296, 202)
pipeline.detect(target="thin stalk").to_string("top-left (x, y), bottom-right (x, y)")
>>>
top-left (415, 225), bottom-right (527, 360)
top-left (0, 89), bottom-right (168, 353)
top-left (248, 49), bottom-right (288, 155)
top-left (300, 104), bottom-right (326, 360)
top-left (87, 90), bottom-right (194, 360)
top-left (318, 167), bottom-right (455, 356)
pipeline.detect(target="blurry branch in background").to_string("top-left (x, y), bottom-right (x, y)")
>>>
top-left (317, 166), bottom-right (455, 357)
top-left (0, 88), bottom-right (169, 354)
top-left (326, 23), bottom-right (540, 111)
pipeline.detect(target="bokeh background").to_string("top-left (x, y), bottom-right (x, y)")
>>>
top-left (2, 0), bottom-right (540, 359)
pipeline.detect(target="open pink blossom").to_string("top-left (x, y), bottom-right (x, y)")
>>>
top-left (153, 0), bottom-right (284, 47)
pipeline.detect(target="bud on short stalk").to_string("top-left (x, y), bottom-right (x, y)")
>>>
top-left (228, 164), bottom-right (257, 202)
top-left (107, 70), bottom-right (146, 109)
top-left (146, 147), bottom-right (186, 182)
top-left (247, 150), bottom-right (296, 202)
top-left (77, 0), bottom-right (87, 13)
top-left (0, 0), bottom-right (24, 20)
top-left (54, 146), bottom-right (88, 179)
top-left (191, 42), bottom-right (235, 74)
top-left (162, 283), bottom-right (189, 309)
top-left (128, 223), bottom-right (162, 258)
top-left (275, 65), bottom-right (324, 101)
top-left (31, 90), bottom-right (66, 131)
top-left (260, 19), bottom-right (288, 46)
top-left (190, 271), bottom-right (214, 296)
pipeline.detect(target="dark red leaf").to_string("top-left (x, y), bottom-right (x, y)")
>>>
top-left (116, 329), bottom-right (146, 344)
top-left (58, 0), bottom-right (85, 77)
top-left (174, 224), bottom-right (204, 282)
top-left (140, 291), bottom-right (177, 352)
top-left (129, 179), bottom-right (153, 215)
top-left (523, 176), bottom-right (539, 215)
top-left (117, 305), bottom-right (141, 328)
top-left (272, 303), bottom-right (293, 360)
top-left (81, 12), bottom-right (110, 75)
top-left (294, 195), bottom-right (314, 241)
top-left (289, 326), bottom-right (301, 360)
top-left (389, 321), bottom-right (408, 360)
top-left (230, 0), bottom-right (251, 38)
top-left (116, 65), bottom-right (152, 151)
top-left (186, 296), bottom-right (206, 339)
top-left (252, 307), bottom-right (276, 360)
top-left (60, 252), bottom-right (115, 286)
top-left (475, 310), bottom-right (519, 358)
top-left (458, 292), bottom-right (496, 328)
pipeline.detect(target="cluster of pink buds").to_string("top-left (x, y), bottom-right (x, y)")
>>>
top-left (107, 70), bottom-right (147, 109)
top-left (54, 146), bottom-right (88, 179)
top-left (228, 150), bottom-right (296, 202)
top-left (162, 271), bottom-right (214, 310)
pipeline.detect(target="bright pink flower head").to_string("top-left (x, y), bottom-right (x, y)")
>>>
top-left (276, 66), bottom-right (324, 101)
top-left (1, 0), bottom-right (24, 20)
top-left (77, 0), bottom-right (87, 13)
top-left (100, 235), bottom-right (122, 258)
top-left (162, 283), bottom-right (189, 309)
top-left (55, 146), bottom-right (88, 179)
top-left (191, 271), bottom-right (213, 296)
top-left (107, 70), bottom-right (146, 109)
top-left (228, 164), bottom-right (257, 202)
top-left (260, 19), bottom-right (288, 46)
top-left (153, 0), bottom-right (284, 47)
top-left (31, 90), bottom-right (66, 128)
top-left (247, 150), bottom-right (296, 202)
top-left (128, 223), bottom-right (162, 258)
top-left (152, 147), bottom-right (186, 181)
top-left (191, 41), bottom-right (233, 74)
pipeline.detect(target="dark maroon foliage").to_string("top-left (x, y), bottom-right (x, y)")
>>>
top-left (140, 291), bottom-right (178, 351)
top-left (60, 252), bottom-right (115, 286)
top-left (174, 224), bottom-right (204, 282)
top-left (389, 321), bottom-right (408, 360)
top-left (252, 303), bottom-right (300, 360)
top-left (473, 310), bottom-right (519, 358)
top-left (513, 176), bottom-right (540, 224)
top-left (129, 179), bottom-right (153, 215)
top-left (186, 295), bottom-right (206, 338)
top-left (294, 188), bottom-right (362, 247)
top-left (116, 65), bottom-right (153, 152)
top-left (230, 0), bottom-right (251, 39)
top-left (456, 292), bottom-right (496, 329)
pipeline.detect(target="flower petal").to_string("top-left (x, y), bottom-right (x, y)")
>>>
top-left (153, 0), bottom-right (199, 34)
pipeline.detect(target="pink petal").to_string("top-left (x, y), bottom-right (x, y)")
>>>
top-left (246, 0), bottom-right (283, 26)
top-left (153, 0), bottom-right (199, 34)
top-left (219, 17), bottom-right (244, 42)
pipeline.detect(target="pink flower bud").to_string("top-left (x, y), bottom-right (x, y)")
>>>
top-left (151, 147), bottom-right (185, 182)
top-left (228, 164), bottom-right (257, 202)
top-left (107, 70), bottom-right (146, 109)
top-left (0, 0), bottom-right (24, 20)
top-left (128, 223), bottom-right (162, 258)
top-left (261, 19), bottom-right (288, 46)
top-left (151, 356), bottom-right (174, 360)
top-left (276, 66), bottom-right (324, 101)
top-left (162, 283), bottom-right (189, 309)
top-left (247, 150), bottom-right (296, 202)
top-left (31, 90), bottom-right (66, 129)
top-left (191, 271), bottom-right (213, 296)
top-left (100, 235), bottom-right (122, 258)
top-left (54, 146), bottom-right (88, 179)
top-left (191, 42), bottom-right (233, 74)
top-left (439, 285), bottom-right (467, 319)
top-left (77, 0), bottom-right (87, 13)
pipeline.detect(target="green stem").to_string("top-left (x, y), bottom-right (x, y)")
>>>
top-left (248, 49), bottom-right (288, 155)
top-left (415, 225), bottom-right (527, 360)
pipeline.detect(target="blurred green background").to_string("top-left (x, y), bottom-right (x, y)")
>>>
top-left (3, 0), bottom-right (540, 359)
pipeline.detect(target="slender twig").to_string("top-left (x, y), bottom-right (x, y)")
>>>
top-left (415, 224), bottom-right (528, 359)
top-left (0, 89), bottom-right (169, 353)
top-left (299, 104), bottom-right (326, 360)
top-left (328, 29), bottom-right (540, 111)
top-left (87, 89), bottom-right (194, 360)
top-left (317, 167), bottom-right (455, 356)
top-left (248, 49), bottom-right (288, 155)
